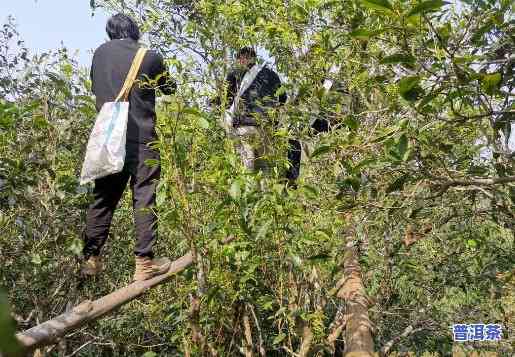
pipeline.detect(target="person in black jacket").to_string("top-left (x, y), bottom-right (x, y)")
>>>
top-left (82, 14), bottom-right (176, 281)
top-left (220, 47), bottom-right (287, 172)
top-left (226, 47), bottom-right (287, 127)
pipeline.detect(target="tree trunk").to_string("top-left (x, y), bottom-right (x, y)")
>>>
top-left (337, 241), bottom-right (375, 357)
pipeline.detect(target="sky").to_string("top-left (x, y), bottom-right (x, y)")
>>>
top-left (1, 1), bottom-right (110, 67)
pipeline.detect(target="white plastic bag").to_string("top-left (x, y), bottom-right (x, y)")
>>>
top-left (80, 102), bottom-right (129, 184)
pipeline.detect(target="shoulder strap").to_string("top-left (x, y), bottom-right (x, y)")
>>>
top-left (115, 48), bottom-right (148, 102)
top-left (232, 62), bottom-right (266, 108)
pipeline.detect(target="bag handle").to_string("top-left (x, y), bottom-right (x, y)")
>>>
top-left (115, 48), bottom-right (148, 102)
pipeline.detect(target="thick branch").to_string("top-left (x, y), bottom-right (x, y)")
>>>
top-left (326, 308), bottom-right (347, 354)
top-left (430, 175), bottom-right (515, 197)
top-left (242, 311), bottom-right (253, 357)
top-left (336, 241), bottom-right (375, 357)
top-left (297, 324), bottom-right (313, 357)
top-left (439, 175), bottom-right (515, 187)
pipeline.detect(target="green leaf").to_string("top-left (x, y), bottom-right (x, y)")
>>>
top-left (67, 238), bottom-right (83, 257)
top-left (61, 63), bottom-right (73, 78)
top-left (273, 332), bottom-right (286, 345)
top-left (307, 253), bottom-right (331, 261)
top-left (396, 134), bottom-right (409, 161)
top-left (256, 220), bottom-right (272, 240)
top-left (407, 0), bottom-right (449, 17)
top-left (183, 107), bottom-right (202, 116)
top-left (398, 76), bottom-right (421, 95)
top-left (303, 184), bottom-right (319, 199)
top-left (344, 116), bottom-right (360, 131)
top-left (372, 126), bottom-right (399, 143)
top-left (0, 292), bottom-right (23, 356)
top-left (466, 239), bottom-right (478, 249)
top-left (337, 176), bottom-right (361, 192)
top-left (31, 253), bottom-right (42, 265)
top-left (144, 159), bottom-right (160, 167)
top-left (197, 117), bottom-right (210, 129)
top-left (360, 0), bottom-right (394, 12)
top-left (386, 174), bottom-right (409, 193)
top-left (417, 92), bottom-right (438, 110)
top-left (311, 144), bottom-right (332, 158)
top-left (0, 115), bottom-right (14, 129)
top-left (398, 76), bottom-right (424, 101)
top-left (275, 85), bottom-right (287, 98)
top-left (349, 28), bottom-right (384, 40)
top-left (481, 73), bottom-right (501, 95)
top-left (380, 53), bottom-right (416, 66)
top-left (229, 181), bottom-right (241, 200)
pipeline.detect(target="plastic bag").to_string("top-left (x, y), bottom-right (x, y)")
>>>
top-left (80, 101), bottom-right (129, 184)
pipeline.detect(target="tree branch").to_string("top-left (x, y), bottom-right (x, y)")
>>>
top-left (433, 175), bottom-right (515, 189)
top-left (379, 324), bottom-right (423, 356)
top-left (336, 239), bottom-right (375, 357)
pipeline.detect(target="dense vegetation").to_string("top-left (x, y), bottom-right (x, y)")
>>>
top-left (1, 0), bottom-right (513, 356)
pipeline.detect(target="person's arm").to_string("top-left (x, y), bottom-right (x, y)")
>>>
top-left (90, 52), bottom-right (96, 96)
top-left (211, 70), bottom-right (239, 108)
top-left (278, 86), bottom-right (287, 105)
top-left (150, 51), bottom-right (176, 95)
top-left (269, 70), bottom-right (287, 105)
top-left (226, 70), bottom-right (239, 107)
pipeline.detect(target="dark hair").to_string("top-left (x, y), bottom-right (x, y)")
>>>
top-left (106, 13), bottom-right (140, 41)
top-left (236, 47), bottom-right (256, 59)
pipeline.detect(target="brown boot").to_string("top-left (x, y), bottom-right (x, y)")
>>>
top-left (133, 256), bottom-right (171, 281)
top-left (81, 256), bottom-right (103, 276)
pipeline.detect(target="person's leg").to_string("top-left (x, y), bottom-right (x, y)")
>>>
top-left (236, 126), bottom-right (261, 171)
top-left (83, 171), bottom-right (130, 258)
top-left (311, 118), bottom-right (329, 134)
top-left (238, 140), bottom-right (257, 171)
top-left (285, 139), bottom-right (302, 182)
top-left (128, 143), bottom-right (170, 281)
top-left (129, 144), bottom-right (161, 258)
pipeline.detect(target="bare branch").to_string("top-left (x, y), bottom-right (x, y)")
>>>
top-left (380, 324), bottom-right (424, 356)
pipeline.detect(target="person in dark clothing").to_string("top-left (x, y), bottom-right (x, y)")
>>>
top-left (225, 47), bottom-right (287, 128)
top-left (82, 14), bottom-right (176, 281)
top-left (285, 118), bottom-right (331, 183)
top-left (284, 77), bottom-right (340, 183)
top-left (285, 139), bottom-right (302, 182)
top-left (218, 47), bottom-right (287, 172)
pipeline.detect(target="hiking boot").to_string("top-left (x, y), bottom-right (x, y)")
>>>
top-left (133, 256), bottom-right (171, 281)
top-left (81, 256), bottom-right (103, 276)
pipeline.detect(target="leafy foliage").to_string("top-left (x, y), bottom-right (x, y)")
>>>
top-left (1, 1), bottom-right (514, 356)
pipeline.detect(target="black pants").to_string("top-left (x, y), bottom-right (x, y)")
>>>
top-left (285, 139), bottom-right (301, 181)
top-left (285, 119), bottom-right (330, 182)
top-left (83, 142), bottom-right (160, 259)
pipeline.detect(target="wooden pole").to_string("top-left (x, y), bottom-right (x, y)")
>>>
top-left (16, 237), bottom-right (234, 351)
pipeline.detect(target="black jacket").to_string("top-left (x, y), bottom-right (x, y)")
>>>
top-left (90, 39), bottom-right (175, 144)
top-left (226, 64), bottom-right (286, 127)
